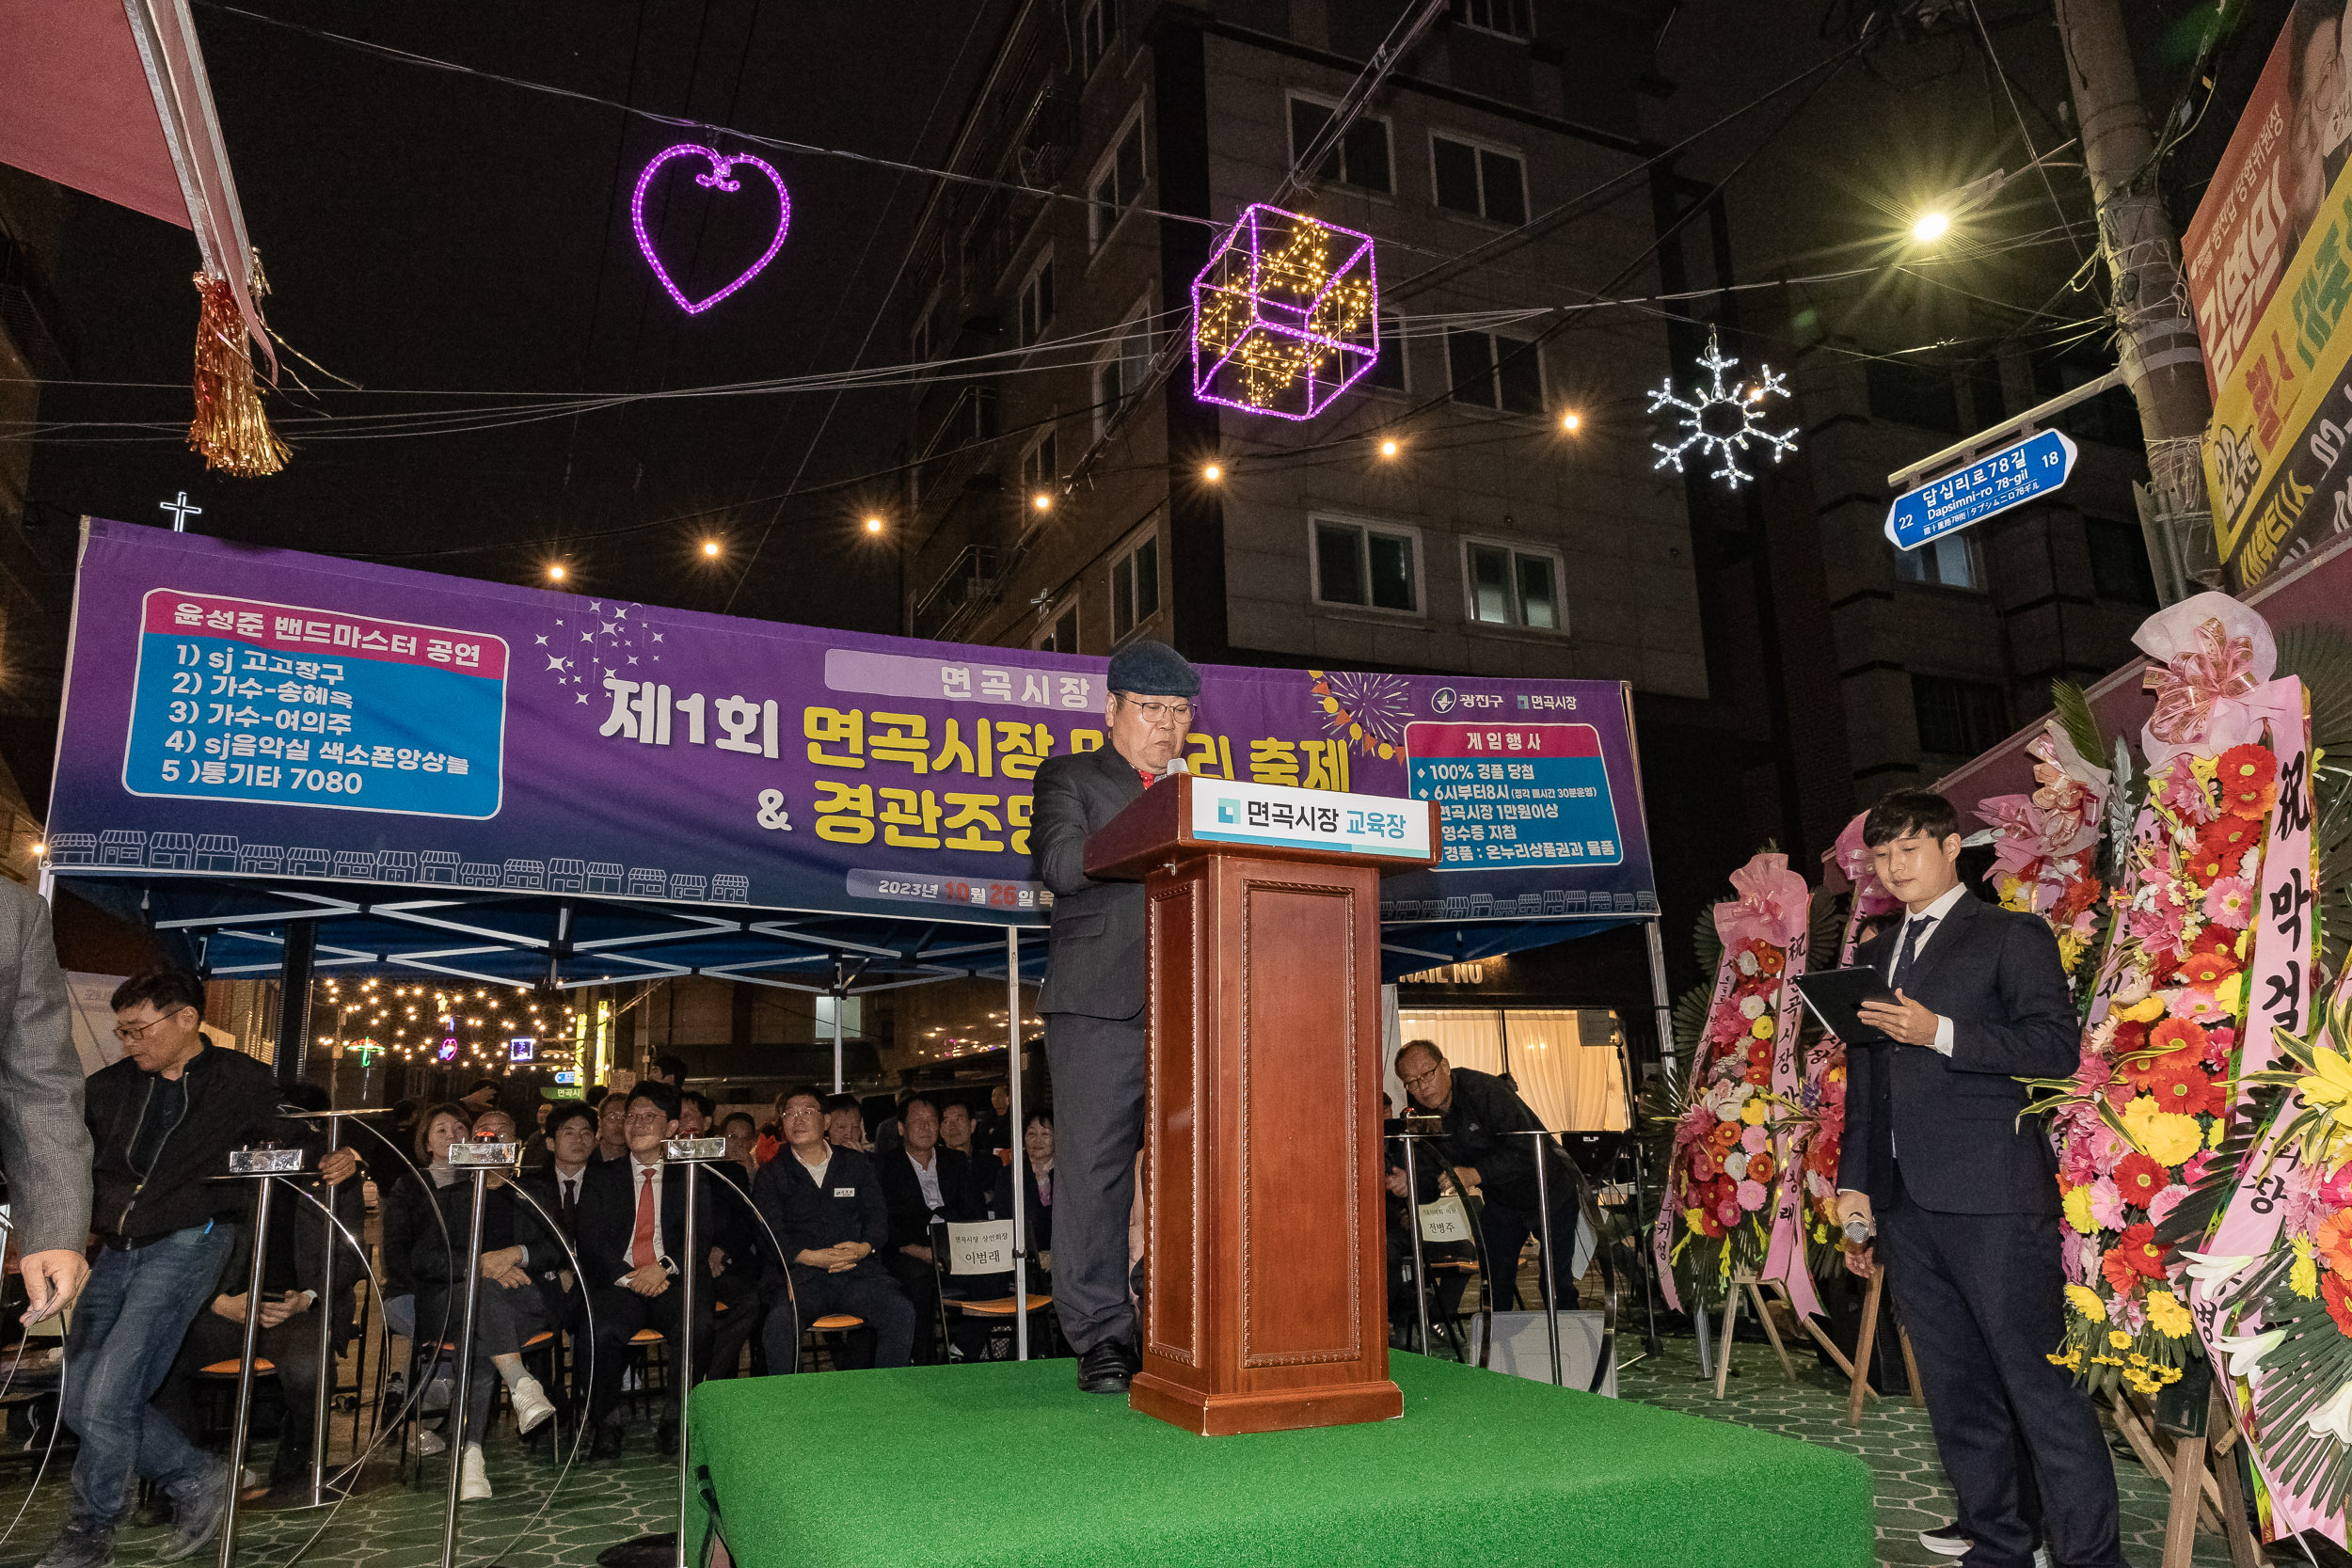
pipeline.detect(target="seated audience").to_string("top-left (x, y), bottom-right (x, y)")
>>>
top-left (39, 970), bottom-right (358, 1568)
top-left (988, 1110), bottom-right (1057, 1275)
top-left (823, 1093), bottom-right (868, 1152)
top-left (754, 1087), bottom-right (914, 1372)
top-left (521, 1101), bottom-right (599, 1243)
top-left (576, 1082), bottom-right (715, 1459)
top-left (720, 1111), bottom-right (760, 1181)
top-left (403, 1107), bottom-right (559, 1500)
top-left (877, 1094), bottom-right (979, 1365)
top-left (676, 1090), bottom-right (716, 1137)
top-left (704, 1112), bottom-right (768, 1377)
top-left (938, 1101), bottom-right (977, 1161)
top-left (973, 1082), bottom-right (1014, 1170)
top-left (593, 1090), bottom-right (630, 1164)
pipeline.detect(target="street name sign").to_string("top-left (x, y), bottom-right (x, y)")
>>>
top-left (1884, 427), bottom-right (2077, 550)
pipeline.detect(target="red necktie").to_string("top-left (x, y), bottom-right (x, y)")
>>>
top-left (1137, 769), bottom-right (1157, 787)
top-left (629, 1169), bottom-right (657, 1270)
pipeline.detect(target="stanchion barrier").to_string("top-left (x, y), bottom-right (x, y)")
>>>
top-left (277, 1108), bottom-right (392, 1513)
top-left (211, 1144), bottom-right (306, 1568)
top-left (597, 1134), bottom-right (727, 1568)
top-left (438, 1134), bottom-right (519, 1568)
top-left (1509, 1128), bottom-right (1616, 1396)
top-left (0, 1206), bottom-right (72, 1555)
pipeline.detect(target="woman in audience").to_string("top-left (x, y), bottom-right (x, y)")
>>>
top-left (989, 1111), bottom-right (1056, 1277)
top-left (405, 1108), bottom-right (560, 1500)
top-left (378, 1103), bottom-right (471, 1458)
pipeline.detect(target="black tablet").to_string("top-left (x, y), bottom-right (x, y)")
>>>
top-left (1790, 966), bottom-right (1898, 1044)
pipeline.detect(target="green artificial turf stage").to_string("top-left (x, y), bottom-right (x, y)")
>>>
top-left (686, 1352), bottom-right (1874, 1567)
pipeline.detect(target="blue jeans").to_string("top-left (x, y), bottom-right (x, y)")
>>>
top-left (64, 1223), bottom-right (237, 1529)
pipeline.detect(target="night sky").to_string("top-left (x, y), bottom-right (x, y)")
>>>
top-left (25, 0), bottom-right (1011, 627)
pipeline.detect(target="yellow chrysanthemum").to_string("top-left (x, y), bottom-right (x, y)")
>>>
top-left (2108, 1329), bottom-right (2132, 1349)
top-left (2114, 995), bottom-right (2167, 1024)
top-left (2066, 1284), bottom-right (2107, 1323)
top-left (1750, 1015), bottom-right (1775, 1040)
top-left (2146, 1290), bottom-right (2193, 1339)
top-left (2062, 1184), bottom-right (2098, 1236)
top-left (1740, 1099), bottom-right (1769, 1126)
top-left (2120, 1096), bottom-right (2204, 1166)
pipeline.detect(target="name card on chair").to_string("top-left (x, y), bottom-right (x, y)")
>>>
top-left (946, 1219), bottom-right (1016, 1275)
top-left (1418, 1196), bottom-right (1472, 1243)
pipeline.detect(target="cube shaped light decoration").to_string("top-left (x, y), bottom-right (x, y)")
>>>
top-left (1191, 205), bottom-right (1378, 420)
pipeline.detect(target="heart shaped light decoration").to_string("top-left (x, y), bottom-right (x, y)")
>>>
top-left (631, 144), bottom-right (791, 314)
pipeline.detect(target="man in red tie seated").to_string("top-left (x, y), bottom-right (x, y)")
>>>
top-left (576, 1081), bottom-right (713, 1460)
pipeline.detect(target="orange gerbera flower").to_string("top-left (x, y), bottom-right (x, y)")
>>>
top-left (2114, 1151), bottom-right (2168, 1205)
top-left (2317, 1209), bottom-right (2352, 1280)
top-left (2144, 1057), bottom-right (2224, 1118)
top-left (2176, 947), bottom-right (2241, 990)
top-left (1745, 1152), bottom-right (1775, 1183)
top-left (2217, 744), bottom-right (2279, 819)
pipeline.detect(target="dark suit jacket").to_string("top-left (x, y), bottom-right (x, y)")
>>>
top-left (878, 1146), bottom-right (979, 1252)
top-left (753, 1145), bottom-right (891, 1289)
top-left (0, 880), bottom-right (87, 1255)
top-left (1836, 890), bottom-right (2080, 1215)
top-left (1032, 742), bottom-right (1150, 1019)
top-left (575, 1155), bottom-right (716, 1286)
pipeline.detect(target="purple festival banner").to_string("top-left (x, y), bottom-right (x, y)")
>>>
top-left (49, 522), bottom-right (1658, 927)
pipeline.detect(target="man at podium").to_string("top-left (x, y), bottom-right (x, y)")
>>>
top-left (1032, 640), bottom-right (1200, 1396)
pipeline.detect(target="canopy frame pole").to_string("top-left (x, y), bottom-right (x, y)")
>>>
top-left (1009, 926), bottom-right (1028, 1361)
top-left (1641, 917), bottom-right (1677, 1360)
top-left (830, 958), bottom-right (847, 1094)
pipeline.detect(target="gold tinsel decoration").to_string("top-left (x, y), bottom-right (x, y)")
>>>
top-left (187, 266), bottom-right (288, 477)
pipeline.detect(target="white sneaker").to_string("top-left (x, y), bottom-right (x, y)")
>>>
top-left (414, 1425), bottom-right (446, 1456)
top-left (458, 1445), bottom-right (491, 1502)
top-left (510, 1374), bottom-right (555, 1437)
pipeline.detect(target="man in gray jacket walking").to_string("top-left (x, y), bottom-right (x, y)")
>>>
top-left (1031, 641), bottom-right (1198, 1395)
top-left (0, 878), bottom-right (91, 1323)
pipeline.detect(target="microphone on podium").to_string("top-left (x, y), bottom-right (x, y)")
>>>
top-left (1163, 757), bottom-right (1189, 777)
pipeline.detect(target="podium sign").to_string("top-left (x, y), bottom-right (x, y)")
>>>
top-left (1087, 776), bottom-right (1438, 1435)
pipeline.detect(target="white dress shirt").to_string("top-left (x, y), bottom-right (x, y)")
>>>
top-left (908, 1149), bottom-right (944, 1212)
top-left (1885, 882), bottom-right (1964, 1056)
top-left (616, 1155), bottom-right (667, 1284)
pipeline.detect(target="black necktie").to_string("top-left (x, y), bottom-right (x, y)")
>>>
top-left (562, 1178), bottom-right (578, 1229)
top-left (1891, 915), bottom-right (1934, 992)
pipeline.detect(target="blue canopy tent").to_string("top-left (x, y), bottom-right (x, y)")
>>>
top-left (45, 519), bottom-right (1676, 1355)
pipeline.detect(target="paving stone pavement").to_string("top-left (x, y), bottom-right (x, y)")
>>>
top-left (0, 1341), bottom-right (2248, 1568)
top-left (1615, 1334), bottom-right (2238, 1568)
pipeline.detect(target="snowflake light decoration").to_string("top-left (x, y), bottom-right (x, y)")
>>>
top-left (1646, 333), bottom-right (1798, 488)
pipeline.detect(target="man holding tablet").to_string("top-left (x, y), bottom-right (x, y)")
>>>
top-left (1834, 790), bottom-right (2119, 1568)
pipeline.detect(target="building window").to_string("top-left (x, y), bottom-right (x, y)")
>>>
top-left (1089, 116), bottom-right (1147, 251)
top-left (1447, 329), bottom-right (1543, 414)
top-left (1082, 0), bottom-right (1120, 76)
top-left (1865, 359), bottom-right (1962, 435)
top-left (1111, 532), bottom-right (1160, 642)
top-left (1464, 540), bottom-right (1564, 630)
top-left (1368, 311), bottom-right (1407, 391)
top-left (1020, 429), bottom-right (1057, 501)
top-left (1018, 256), bottom-right (1055, 347)
top-left (1893, 532), bottom-right (1985, 592)
top-left (1287, 96), bottom-right (1393, 195)
top-left (1312, 516), bottom-right (1421, 613)
top-left (1036, 600), bottom-right (1080, 655)
top-left (1092, 309), bottom-right (1153, 436)
top-left (2086, 517), bottom-right (2160, 607)
top-left (1454, 0), bottom-right (1534, 37)
top-left (1431, 135), bottom-right (1527, 225)
top-left (1913, 674), bottom-right (2009, 756)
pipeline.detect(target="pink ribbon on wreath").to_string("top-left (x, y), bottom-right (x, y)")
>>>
top-left (1830, 812), bottom-right (1901, 921)
top-left (1715, 852), bottom-right (1810, 950)
top-left (2144, 616), bottom-right (2258, 746)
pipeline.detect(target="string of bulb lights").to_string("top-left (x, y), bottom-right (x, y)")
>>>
top-left (312, 974), bottom-right (583, 1071)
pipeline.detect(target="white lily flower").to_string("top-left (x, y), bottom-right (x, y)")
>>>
top-left (2303, 1381), bottom-right (2352, 1446)
top-left (2180, 1251), bottom-right (2255, 1287)
top-left (2213, 1328), bottom-right (2286, 1379)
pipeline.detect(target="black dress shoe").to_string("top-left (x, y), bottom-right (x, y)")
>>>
top-left (589, 1423), bottom-right (624, 1461)
top-left (1077, 1340), bottom-right (1136, 1395)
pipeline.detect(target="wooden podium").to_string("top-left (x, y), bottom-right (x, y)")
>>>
top-left (1085, 773), bottom-right (1439, 1435)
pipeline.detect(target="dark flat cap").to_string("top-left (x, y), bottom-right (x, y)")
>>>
top-left (1106, 640), bottom-right (1200, 698)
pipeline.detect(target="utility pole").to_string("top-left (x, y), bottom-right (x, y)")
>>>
top-left (2053, 0), bottom-right (2219, 601)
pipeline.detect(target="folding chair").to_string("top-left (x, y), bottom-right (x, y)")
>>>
top-left (931, 1219), bottom-right (1055, 1360)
